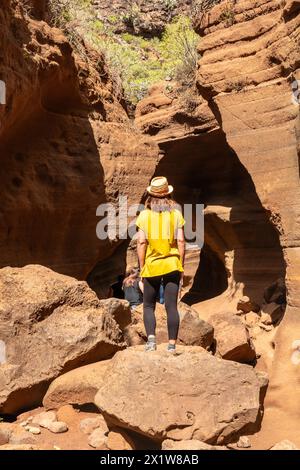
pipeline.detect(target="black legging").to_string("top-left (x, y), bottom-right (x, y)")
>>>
top-left (143, 270), bottom-right (181, 340)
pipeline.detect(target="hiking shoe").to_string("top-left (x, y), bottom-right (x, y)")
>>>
top-left (145, 335), bottom-right (157, 352)
top-left (167, 344), bottom-right (176, 353)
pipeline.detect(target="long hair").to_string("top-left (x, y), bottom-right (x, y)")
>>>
top-left (123, 268), bottom-right (139, 288)
top-left (145, 194), bottom-right (181, 213)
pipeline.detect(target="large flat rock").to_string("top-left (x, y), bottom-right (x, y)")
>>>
top-left (94, 345), bottom-right (268, 444)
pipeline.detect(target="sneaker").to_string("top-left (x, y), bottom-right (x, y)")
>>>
top-left (145, 335), bottom-right (157, 352)
top-left (167, 344), bottom-right (176, 353)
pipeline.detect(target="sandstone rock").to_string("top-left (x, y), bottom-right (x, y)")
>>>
top-left (32, 411), bottom-right (57, 428)
top-left (107, 429), bottom-right (136, 451)
top-left (130, 303), bottom-right (214, 348)
top-left (209, 313), bottom-right (256, 363)
top-left (95, 345), bottom-right (266, 444)
top-left (194, 0), bottom-right (300, 442)
top-left (43, 360), bottom-right (111, 409)
top-left (80, 415), bottom-right (109, 436)
top-left (88, 428), bottom-right (107, 449)
top-left (177, 303), bottom-right (214, 348)
top-left (56, 405), bottom-right (79, 424)
top-left (24, 426), bottom-right (41, 435)
top-left (99, 299), bottom-right (132, 331)
top-left (46, 422), bottom-right (68, 434)
top-left (270, 440), bottom-right (299, 450)
top-left (31, 410), bottom-right (67, 433)
top-left (237, 436), bottom-right (251, 449)
top-left (237, 296), bottom-right (260, 314)
top-left (260, 303), bottom-right (285, 325)
top-left (162, 439), bottom-right (227, 450)
top-left (0, 1), bottom-right (158, 295)
top-left (0, 265), bottom-right (125, 414)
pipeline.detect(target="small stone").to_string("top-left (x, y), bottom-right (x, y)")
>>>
top-left (79, 415), bottom-right (109, 436)
top-left (237, 436), bottom-right (251, 448)
top-left (25, 426), bottom-right (41, 435)
top-left (88, 428), bottom-right (107, 449)
top-left (270, 440), bottom-right (299, 450)
top-left (32, 411), bottom-right (57, 428)
top-left (47, 421), bottom-right (68, 434)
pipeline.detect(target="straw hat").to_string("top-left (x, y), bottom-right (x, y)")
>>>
top-left (147, 176), bottom-right (174, 197)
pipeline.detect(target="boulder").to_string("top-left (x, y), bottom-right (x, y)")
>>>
top-left (129, 303), bottom-right (214, 349)
top-left (177, 303), bottom-right (214, 348)
top-left (209, 312), bottom-right (256, 364)
top-left (162, 439), bottom-right (228, 450)
top-left (43, 360), bottom-right (111, 409)
top-left (98, 299), bottom-right (132, 331)
top-left (0, 265), bottom-right (126, 414)
top-left (270, 440), bottom-right (299, 450)
top-left (94, 345), bottom-right (267, 444)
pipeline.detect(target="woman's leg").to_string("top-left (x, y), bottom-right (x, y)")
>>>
top-left (163, 271), bottom-right (181, 343)
top-left (143, 276), bottom-right (161, 337)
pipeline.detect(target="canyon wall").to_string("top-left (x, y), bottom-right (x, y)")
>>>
top-left (0, 0), bottom-right (158, 292)
top-left (196, 0), bottom-right (300, 447)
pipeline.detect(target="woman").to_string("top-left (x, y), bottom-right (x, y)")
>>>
top-left (122, 268), bottom-right (143, 310)
top-left (136, 176), bottom-right (185, 353)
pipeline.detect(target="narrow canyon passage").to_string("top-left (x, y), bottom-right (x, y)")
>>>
top-left (153, 129), bottom-right (286, 309)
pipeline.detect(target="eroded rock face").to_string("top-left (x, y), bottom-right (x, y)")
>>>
top-left (0, 0), bottom-right (158, 293)
top-left (0, 265), bottom-right (127, 414)
top-left (194, 0), bottom-right (300, 444)
top-left (95, 345), bottom-right (267, 444)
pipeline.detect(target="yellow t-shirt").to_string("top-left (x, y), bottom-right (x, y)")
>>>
top-left (136, 208), bottom-right (185, 278)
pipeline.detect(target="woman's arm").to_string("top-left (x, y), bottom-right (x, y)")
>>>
top-left (137, 229), bottom-right (148, 271)
top-left (177, 227), bottom-right (185, 273)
